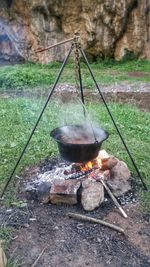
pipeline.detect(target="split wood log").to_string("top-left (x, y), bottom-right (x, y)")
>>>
top-left (68, 212), bottom-right (125, 234)
top-left (100, 180), bottom-right (128, 218)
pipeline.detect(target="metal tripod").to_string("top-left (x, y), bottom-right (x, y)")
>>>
top-left (0, 34), bottom-right (147, 198)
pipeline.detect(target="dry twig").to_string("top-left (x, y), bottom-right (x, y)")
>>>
top-left (68, 212), bottom-right (125, 234)
top-left (31, 246), bottom-right (47, 267)
top-left (100, 180), bottom-right (128, 218)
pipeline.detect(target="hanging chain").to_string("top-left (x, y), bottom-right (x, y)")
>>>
top-left (72, 34), bottom-right (98, 143)
top-left (73, 33), bottom-right (82, 97)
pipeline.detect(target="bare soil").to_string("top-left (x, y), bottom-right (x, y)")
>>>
top-left (128, 72), bottom-right (149, 77)
top-left (2, 199), bottom-right (150, 267)
top-left (58, 91), bottom-right (150, 112)
top-left (88, 92), bottom-right (150, 112)
top-left (1, 160), bottom-right (150, 267)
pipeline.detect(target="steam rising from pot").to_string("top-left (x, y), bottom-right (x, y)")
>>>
top-left (51, 124), bottom-right (108, 145)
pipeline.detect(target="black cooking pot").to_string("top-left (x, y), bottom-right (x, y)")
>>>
top-left (50, 124), bottom-right (109, 163)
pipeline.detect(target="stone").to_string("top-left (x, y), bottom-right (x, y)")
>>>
top-left (107, 160), bottom-right (131, 196)
top-left (81, 179), bottom-right (104, 211)
top-left (110, 160), bottom-right (131, 181)
top-left (37, 181), bottom-right (51, 203)
top-left (98, 150), bottom-right (119, 171)
top-left (98, 150), bottom-right (110, 159)
top-left (107, 178), bottom-right (131, 197)
top-left (0, 0), bottom-right (149, 63)
top-left (50, 179), bottom-right (81, 205)
top-left (101, 157), bottom-right (118, 171)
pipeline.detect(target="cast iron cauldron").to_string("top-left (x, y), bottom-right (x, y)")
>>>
top-left (50, 124), bottom-right (109, 163)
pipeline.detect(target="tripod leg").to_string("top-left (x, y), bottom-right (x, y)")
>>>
top-left (0, 45), bottom-right (74, 198)
top-left (80, 47), bottom-right (147, 191)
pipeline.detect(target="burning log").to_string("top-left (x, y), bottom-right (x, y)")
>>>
top-left (68, 213), bottom-right (125, 234)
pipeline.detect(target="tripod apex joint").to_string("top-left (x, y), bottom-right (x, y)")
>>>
top-left (74, 32), bottom-right (80, 41)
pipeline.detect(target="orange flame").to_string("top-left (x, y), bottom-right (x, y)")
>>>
top-left (97, 156), bottom-right (102, 169)
top-left (80, 156), bottom-right (102, 172)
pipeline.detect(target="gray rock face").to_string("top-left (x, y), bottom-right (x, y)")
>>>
top-left (81, 179), bottom-right (104, 211)
top-left (0, 0), bottom-right (149, 63)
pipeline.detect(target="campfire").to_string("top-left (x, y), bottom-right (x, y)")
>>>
top-left (24, 149), bottom-right (131, 218)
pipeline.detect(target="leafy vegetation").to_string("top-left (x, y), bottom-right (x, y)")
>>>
top-left (0, 227), bottom-right (11, 249)
top-left (0, 220), bottom-right (22, 267)
top-left (0, 59), bottom-right (149, 91)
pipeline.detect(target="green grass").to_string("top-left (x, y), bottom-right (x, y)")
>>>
top-left (0, 98), bottom-right (59, 187)
top-left (0, 227), bottom-right (11, 249)
top-left (0, 97), bottom-right (149, 208)
top-left (0, 59), bottom-right (149, 91)
top-left (0, 227), bottom-right (23, 266)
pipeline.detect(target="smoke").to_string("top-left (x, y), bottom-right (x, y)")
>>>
top-left (57, 124), bottom-right (108, 144)
top-left (49, 100), bottom-right (108, 144)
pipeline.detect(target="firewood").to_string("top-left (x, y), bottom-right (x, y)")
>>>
top-left (68, 212), bottom-right (125, 234)
top-left (100, 180), bottom-right (128, 218)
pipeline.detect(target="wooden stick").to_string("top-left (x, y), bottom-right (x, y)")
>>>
top-left (31, 246), bottom-right (47, 267)
top-left (35, 37), bottom-right (74, 53)
top-left (68, 212), bottom-right (125, 234)
top-left (100, 180), bottom-right (128, 218)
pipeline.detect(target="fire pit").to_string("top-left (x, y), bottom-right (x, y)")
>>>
top-left (24, 150), bottom-right (132, 216)
top-left (50, 124), bottom-right (109, 162)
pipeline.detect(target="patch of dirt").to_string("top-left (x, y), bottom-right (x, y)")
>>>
top-left (106, 204), bottom-right (150, 258)
top-left (128, 72), bottom-right (149, 77)
top-left (58, 91), bottom-right (150, 111)
top-left (2, 202), bottom-right (149, 267)
top-left (92, 92), bottom-right (150, 112)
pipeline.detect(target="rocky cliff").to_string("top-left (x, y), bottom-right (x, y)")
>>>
top-left (0, 0), bottom-right (149, 63)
